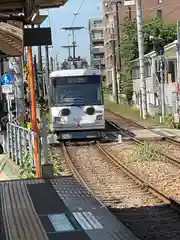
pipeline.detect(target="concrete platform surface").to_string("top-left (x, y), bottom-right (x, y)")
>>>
top-left (0, 176), bottom-right (139, 240)
top-left (130, 128), bottom-right (180, 140)
top-left (0, 154), bottom-right (20, 180)
top-left (130, 129), bottom-right (163, 140)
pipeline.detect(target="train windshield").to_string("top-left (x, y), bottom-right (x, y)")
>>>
top-left (52, 75), bottom-right (102, 106)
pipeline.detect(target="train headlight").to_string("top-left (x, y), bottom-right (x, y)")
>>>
top-left (53, 117), bottom-right (61, 123)
top-left (85, 107), bottom-right (95, 115)
top-left (96, 115), bottom-right (102, 120)
top-left (61, 108), bottom-right (71, 116)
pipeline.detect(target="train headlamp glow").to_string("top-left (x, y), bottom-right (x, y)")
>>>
top-left (53, 117), bottom-right (61, 123)
top-left (96, 115), bottom-right (102, 120)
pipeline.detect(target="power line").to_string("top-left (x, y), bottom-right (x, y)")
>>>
top-left (123, 0), bottom-right (174, 16)
top-left (71, 0), bottom-right (85, 26)
top-left (166, 4), bottom-right (180, 17)
top-left (144, 0), bottom-right (174, 18)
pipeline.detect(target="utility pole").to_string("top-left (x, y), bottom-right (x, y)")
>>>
top-left (68, 34), bottom-right (71, 57)
top-left (9, 57), bottom-right (25, 122)
top-left (159, 56), bottom-right (166, 120)
top-left (33, 54), bottom-right (39, 99)
top-left (28, 47), bottom-right (40, 178)
top-left (45, 45), bottom-right (50, 77)
top-left (37, 10), bottom-right (43, 98)
top-left (115, 1), bottom-right (122, 93)
top-left (136, 0), bottom-right (147, 119)
top-left (50, 56), bottom-right (54, 71)
top-left (44, 45), bottom-right (50, 96)
top-left (128, 6), bottom-right (132, 21)
top-left (55, 54), bottom-right (59, 70)
top-left (112, 40), bottom-right (119, 104)
top-left (176, 21), bottom-right (180, 115)
top-left (37, 45), bottom-right (43, 97)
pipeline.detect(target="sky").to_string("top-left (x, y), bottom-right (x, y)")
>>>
top-left (40, 0), bottom-right (101, 63)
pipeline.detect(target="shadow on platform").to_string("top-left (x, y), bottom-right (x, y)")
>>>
top-left (110, 204), bottom-right (180, 240)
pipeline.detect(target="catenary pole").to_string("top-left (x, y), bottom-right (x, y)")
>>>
top-left (115, 1), bottom-right (122, 93)
top-left (176, 21), bottom-right (180, 114)
top-left (136, 0), bottom-right (147, 119)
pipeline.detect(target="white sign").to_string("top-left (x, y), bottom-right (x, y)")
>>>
top-left (2, 84), bottom-right (13, 94)
top-left (174, 113), bottom-right (179, 123)
top-left (124, 0), bottom-right (135, 6)
top-left (7, 93), bottom-right (14, 100)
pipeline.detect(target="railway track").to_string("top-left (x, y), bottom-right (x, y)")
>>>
top-left (60, 140), bottom-right (180, 239)
top-left (61, 141), bottom-right (177, 207)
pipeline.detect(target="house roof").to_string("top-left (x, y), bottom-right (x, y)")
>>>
top-left (131, 40), bottom-right (177, 64)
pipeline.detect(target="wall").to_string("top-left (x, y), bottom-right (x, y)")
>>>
top-left (132, 51), bottom-right (178, 116)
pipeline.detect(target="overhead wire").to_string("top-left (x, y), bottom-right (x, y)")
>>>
top-left (71, 0), bottom-right (85, 26)
top-left (165, 4), bottom-right (180, 17)
top-left (122, 0), bottom-right (175, 18)
top-left (144, 0), bottom-right (175, 18)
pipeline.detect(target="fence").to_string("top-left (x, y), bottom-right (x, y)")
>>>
top-left (7, 123), bottom-right (41, 167)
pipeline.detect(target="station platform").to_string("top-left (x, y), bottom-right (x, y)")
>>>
top-left (0, 176), bottom-right (138, 240)
top-left (127, 128), bottom-right (180, 140)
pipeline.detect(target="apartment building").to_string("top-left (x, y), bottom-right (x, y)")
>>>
top-left (102, 0), bottom-right (180, 86)
top-left (89, 18), bottom-right (105, 72)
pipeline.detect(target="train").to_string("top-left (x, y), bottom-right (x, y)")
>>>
top-left (48, 68), bottom-right (105, 140)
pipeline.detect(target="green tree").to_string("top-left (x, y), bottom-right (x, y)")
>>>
top-left (120, 18), bottom-right (176, 100)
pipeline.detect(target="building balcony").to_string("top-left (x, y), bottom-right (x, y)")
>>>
top-left (92, 58), bottom-right (105, 65)
top-left (90, 25), bottom-right (103, 30)
top-left (91, 35), bottom-right (104, 42)
top-left (91, 46), bottom-right (104, 54)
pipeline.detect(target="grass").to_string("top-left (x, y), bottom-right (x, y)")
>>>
top-left (104, 93), bottom-right (165, 128)
top-left (49, 149), bottom-right (64, 176)
top-left (130, 142), bottom-right (161, 162)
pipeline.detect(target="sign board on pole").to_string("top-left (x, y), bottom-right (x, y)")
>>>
top-left (1, 72), bottom-right (14, 85)
top-left (2, 84), bottom-right (13, 94)
top-left (124, 0), bottom-right (135, 6)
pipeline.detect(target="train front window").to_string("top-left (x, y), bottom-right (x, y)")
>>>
top-left (52, 75), bottom-right (102, 106)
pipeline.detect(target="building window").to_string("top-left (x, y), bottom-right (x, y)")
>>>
top-left (158, 0), bottom-right (163, 3)
top-left (132, 67), bottom-right (140, 79)
top-left (145, 63), bottom-right (151, 78)
top-left (167, 60), bottom-right (176, 83)
top-left (124, 16), bottom-right (129, 22)
top-left (157, 9), bottom-right (162, 19)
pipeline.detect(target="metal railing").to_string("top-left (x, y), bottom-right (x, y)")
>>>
top-left (7, 123), bottom-right (39, 166)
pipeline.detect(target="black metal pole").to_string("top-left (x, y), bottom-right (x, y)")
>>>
top-left (72, 31), bottom-right (76, 61)
top-left (33, 54), bottom-right (40, 99)
top-left (112, 40), bottom-right (119, 104)
top-left (45, 45), bottom-right (50, 77)
top-left (128, 6), bottom-right (132, 21)
top-left (50, 57), bottom-right (54, 71)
